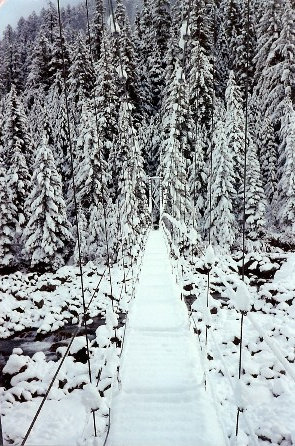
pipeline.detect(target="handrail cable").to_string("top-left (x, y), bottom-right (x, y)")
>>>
top-left (20, 268), bottom-right (107, 445)
top-left (21, 1), bottom-right (104, 443)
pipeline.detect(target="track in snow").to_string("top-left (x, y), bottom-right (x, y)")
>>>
top-left (107, 230), bottom-right (226, 446)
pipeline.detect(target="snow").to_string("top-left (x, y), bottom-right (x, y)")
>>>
top-left (3, 353), bottom-right (29, 375)
top-left (0, 264), bottom-right (116, 338)
top-left (108, 230), bottom-right (225, 446)
top-left (274, 253), bottom-right (295, 287)
top-left (234, 281), bottom-right (251, 313)
top-left (179, 20), bottom-right (190, 50)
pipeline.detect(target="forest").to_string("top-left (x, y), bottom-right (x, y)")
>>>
top-left (0, 0), bottom-right (294, 273)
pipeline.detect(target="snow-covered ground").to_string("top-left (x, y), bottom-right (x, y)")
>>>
top-left (0, 264), bottom-right (126, 339)
top-left (182, 249), bottom-right (295, 446)
top-left (0, 259), bottom-right (137, 446)
top-left (1, 232), bottom-right (295, 445)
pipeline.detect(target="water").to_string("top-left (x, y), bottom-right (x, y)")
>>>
top-left (0, 316), bottom-right (105, 386)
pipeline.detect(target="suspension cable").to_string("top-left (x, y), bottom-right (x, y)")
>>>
top-left (236, 0), bottom-right (250, 437)
top-left (21, 3), bottom-right (100, 442)
top-left (20, 268), bottom-right (106, 445)
top-left (57, 0), bottom-right (97, 435)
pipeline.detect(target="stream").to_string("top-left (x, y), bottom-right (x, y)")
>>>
top-left (0, 316), bottom-right (107, 386)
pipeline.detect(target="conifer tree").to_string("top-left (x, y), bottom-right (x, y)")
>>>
top-left (69, 102), bottom-right (109, 220)
top-left (151, 0), bottom-right (172, 62)
top-left (253, 0), bottom-right (294, 125)
top-left (224, 71), bottom-right (245, 197)
top-left (23, 134), bottom-right (73, 271)
top-left (113, 0), bottom-right (141, 121)
top-left (8, 144), bottom-right (30, 233)
top-left (205, 119), bottom-right (237, 252)
top-left (188, 1), bottom-right (214, 131)
top-left (68, 35), bottom-right (95, 122)
top-left (242, 139), bottom-right (267, 249)
top-left (277, 100), bottom-right (295, 235)
top-left (4, 85), bottom-right (33, 169)
top-left (1, 25), bottom-right (23, 93)
top-left (0, 164), bottom-right (17, 267)
top-left (189, 128), bottom-right (207, 232)
top-left (160, 66), bottom-right (193, 234)
top-left (115, 100), bottom-right (146, 261)
top-left (92, 0), bottom-right (104, 61)
top-left (95, 32), bottom-right (120, 161)
top-left (88, 202), bottom-right (108, 262)
top-left (26, 31), bottom-right (51, 93)
top-left (258, 115), bottom-right (278, 202)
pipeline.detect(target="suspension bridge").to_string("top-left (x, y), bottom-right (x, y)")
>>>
top-left (107, 230), bottom-right (225, 446)
top-left (1, 0), bottom-right (294, 444)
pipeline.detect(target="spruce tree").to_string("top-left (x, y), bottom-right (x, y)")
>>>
top-left (23, 134), bottom-right (73, 271)
top-left (242, 138), bottom-right (267, 249)
top-left (0, 163), bottom-right (17, 267)
top-left (258, 115), bottom-right (278, 202)
top-left (225, 71), bottom-right (245, 197)
top-left (205, 119), bottom-right (237, 252)
top-left (115, 100), bottom-right (146, 262)
top-left (4, 85), bottom-right (33, 169)
top-left (68, 34), bottom-right (95, 123)
top-left (277, 100), bottom-right (295, 235)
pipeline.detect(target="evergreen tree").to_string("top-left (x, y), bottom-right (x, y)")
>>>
top-left (224, 71), bottom-right (245, 197)
top-left (189, 128), bottom-right (207, 233)
top-left (231, 1), bottom-right (256, 94)
top-left (115, 100), bottom-right (146, 262)
top-left (242, 138), bottom-right (267, 249)
top-left (253, 0), bottom-right (294, 125)
top-left (277, 100), bottom-right (295, 235)
top-left (26, 31), bottom-right (51, 94)
top-left (92, 0), bottom-right (104, 61)
top-left (88, 201), bottom-right (108, 263)
top-left (3, 85), bottom-right (33, 169)
top-left (95, 32), bottom-right (120, 161)
top-left (69, 102), bottom-right (109, 221)
top-left (205, 119), bottom-right (237, 252)
top-left (160, 66), bottom-right (193, 237)
top-left (23, 134), bottom-right (73, 271)
top-left (258, 115), bottom-right (278, 202)
top-left (68, 34), bottom-right (95, 122)
top-left (151, 0), bottom-right (172, 62)
top-left (1, 25), bottom-right (23, 93)
top-left (0, 164), bottom-right (17, 267)
top-left (8, 142), bottom-right (30, 233)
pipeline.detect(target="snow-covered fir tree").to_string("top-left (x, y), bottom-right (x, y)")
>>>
top-left (205, 118), bottom-right (238, 252)
top-left (241, 138), bottom-right (267, 250)
top-left (224, 71), bottom-right (245, 198)
top-left (23, 133), bottom-right (73, 271)
top-left (0, 163), bottom-right (17, 268)
top-left (3, 85), bottom-right (32, 169)
top-left (277, 100), bottom-right (295, 235)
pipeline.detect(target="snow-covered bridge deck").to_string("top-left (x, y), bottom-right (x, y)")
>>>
top-left (108, 230), bottom-right (225, 446)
